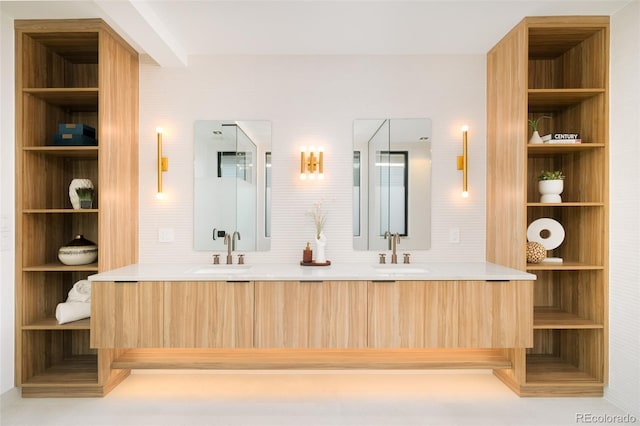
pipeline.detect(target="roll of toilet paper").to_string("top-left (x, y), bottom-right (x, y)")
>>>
top-left (527, 218), bottom-right (565, 250)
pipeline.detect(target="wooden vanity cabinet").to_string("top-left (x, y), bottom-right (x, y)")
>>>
top-left (368, 281), bottom-right (532, 348)
top-left (91, 282), bottom-right (163, 348)
top-left (164, 281), bottom-right (253, 348)
top-left (254, 281), bottom-right (368, 348)
top-left (91, 281), bottom-right (254, 348)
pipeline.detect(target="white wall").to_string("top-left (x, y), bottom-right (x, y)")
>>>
top-left (607, 0), bottom-right (640, 416)
top-left (138, 54), bottom-right (486, 266)
top-left (0, 8), bottom-right (16, 395)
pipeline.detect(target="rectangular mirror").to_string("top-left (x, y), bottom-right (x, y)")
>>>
top-left (194, 120), bottom-right (271, 251)
top-left (353, 118), bottom-right (432, 250)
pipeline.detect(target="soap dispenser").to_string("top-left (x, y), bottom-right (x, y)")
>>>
top-left (303, 242), bottom-right (313, 263)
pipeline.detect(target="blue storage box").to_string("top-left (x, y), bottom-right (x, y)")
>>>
top-left (58, 123), bottom-right (96, 139)
top-left (53, 133), bottom-right (98, 146)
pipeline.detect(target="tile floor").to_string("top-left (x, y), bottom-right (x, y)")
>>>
top-left (0, 370), bottom-right (633, 426)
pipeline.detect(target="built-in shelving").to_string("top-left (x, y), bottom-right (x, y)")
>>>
top-left (15, 18), bottom-right (138, 397)
top-left (487, 16), bottom-right (608, 396)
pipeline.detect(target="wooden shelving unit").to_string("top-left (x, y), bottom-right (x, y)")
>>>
top-left (15, 19), bottom-right (139, 397)
top-left (486, 16), bottom-right (608, 397)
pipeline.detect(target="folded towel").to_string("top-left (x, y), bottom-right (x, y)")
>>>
top-left (55, 302), bottom-right (91, 324)
top-left (67, 279), bottom-right (91, 303)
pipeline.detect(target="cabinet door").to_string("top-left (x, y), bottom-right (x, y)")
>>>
top-left (254, 281), bottom-right (367, 348)
top-left (164, 281), bottom-right (254, 348)
top-left (91, 281), bottom-right (163, 348)
top-left (368, 281), bottom-right (458, 348)
top-left (458, 281), bottom-right (533, 348)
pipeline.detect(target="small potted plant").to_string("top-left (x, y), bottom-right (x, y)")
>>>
top-left (75, 187), bottom-right (95, 209)
top-left (537, 170), bottom-right (565, 203)
top-left (528, 115), bottom-right (551, 144)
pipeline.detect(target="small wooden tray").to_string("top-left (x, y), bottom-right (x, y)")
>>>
top-left (300, 260), bottom-right (331, 267)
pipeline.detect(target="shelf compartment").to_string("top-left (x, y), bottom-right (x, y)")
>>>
top-left (21, 330), bottom-right (97, 386)
top-left (527, 262), bottom-right (604, 271)
top-left (528, 23), bottom-right (607, 90)
top-left (20, 270), bottom-right (95, 326)
top-left (20, 30), bottom-right (98, 88)
top-left (23, 263), bottom-right (98, 272)
top-left (23, 146), bottom-right (98, 160)
top-left (21, 213), bottom-right (98, 267)
top-left (527, 206), bottom-right (605, 265)
top-left (21, 152), bottom-right (98, 209)
top-left (22, 91), bottom-right (98, 148)
top-left (527, 328), bottom-right (604, 384)
top-left (531, 270), bottom-right (605, 327)
top-left (527, 92), bottom-right (606, 143)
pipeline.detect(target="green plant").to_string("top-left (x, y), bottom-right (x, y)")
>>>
top-left (528, 115), bottom-right (551, 132)
top-left (75, 187), bottom-right (94, 200)
top-left (538, 170), bottom-right (565, 181)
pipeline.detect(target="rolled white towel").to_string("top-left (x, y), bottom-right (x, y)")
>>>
top-left (55, 302), bottom-right (91, 324)
top-left (67, 279), bottom-right (91, 303)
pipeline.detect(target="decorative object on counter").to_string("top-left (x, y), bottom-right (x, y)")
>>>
top-left (537, 170), bottom-right (565, 203)
top-left (526, 241), bottom-right (547, 263)
top-left (528, 115), bottom-right (551, 144)
top-left (69, 178), bottom-right (94, 209)
top-left (156, 127), bottom-right (169, 199)
top-left (55, 279), bottom-right (91, 324)
top-left (299, 260), bottom-right (331, 266)
top-left (303, 242), bottom-right (313, 263)
top-left (76, 187), bottom-right (95, 209)
top-left (306, 199), bottom-right (329, 264)
top-left (456, 125), bottom-right (469, 198)
top-left (52, 123), bottom-right (97, 146)
top-left (58, 234), bottom-right (98, 265)
top-left (527, 218), bottom-right (565, 263)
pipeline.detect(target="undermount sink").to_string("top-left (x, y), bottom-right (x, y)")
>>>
top-left (188, 265), bottom-right (252, 275)
top-left (372, 265), bottom-right (430, 274)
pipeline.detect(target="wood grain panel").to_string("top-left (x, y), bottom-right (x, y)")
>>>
top-left (164, 281), bottom-right (254, 348)
top-left (91, 281), bottom-right (163, 348)
top-left (368, 281), bottom-right (458, 348)
top-left (254, 281), bottom-right (367, 348)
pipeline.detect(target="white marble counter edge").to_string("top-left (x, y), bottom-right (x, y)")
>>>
top-left (89, 262), bottom-right (536, 282)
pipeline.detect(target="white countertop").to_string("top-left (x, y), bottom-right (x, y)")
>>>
top-left (88, 262), bottom-right (536, 282)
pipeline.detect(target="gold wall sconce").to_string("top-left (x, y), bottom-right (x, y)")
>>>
top-left (156, 127), bottom-right (169, 199)
top-left (300, 146), bottom-right (324, 180)
top-left (457, 125), bottom-right (469, 198)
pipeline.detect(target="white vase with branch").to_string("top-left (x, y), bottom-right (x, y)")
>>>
top-left (306, 200), bottom-right (328, 263)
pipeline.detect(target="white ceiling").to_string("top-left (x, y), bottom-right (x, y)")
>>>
top-left (0, 0), bottom-right (632, 67)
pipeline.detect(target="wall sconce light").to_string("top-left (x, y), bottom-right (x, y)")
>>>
top-left (300, 146), bottom-right (324, 180)
top-left (156, 127), bottom-right (169, 199)
top-left (457, 125), bottom-right (469, 198)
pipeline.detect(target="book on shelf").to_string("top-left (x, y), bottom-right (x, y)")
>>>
top-left (542, 133), bottom-right (581, 144)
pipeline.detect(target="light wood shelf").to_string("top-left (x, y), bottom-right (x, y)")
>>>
top-left (22, 88), bottom-right (98, 109)
top-left (23, 318), bottom-right (91, 330)
top-left (533, 307), bottom-right (603, 330)
top-left (527, 89), bottom-right (604, 111)
top-left (526, 262), bottom-right (604, 271)
top-left (526, 355), bottom-right (601, 384)
top-left (23, 263), bottom-right (98, 272)
top-left (527, 143), bottom-right (605, 155)
top-left (23, 146), bottom-right (98, 159)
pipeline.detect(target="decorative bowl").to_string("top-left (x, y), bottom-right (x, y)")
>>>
top-left (58, 234), bottom-right (98, 265)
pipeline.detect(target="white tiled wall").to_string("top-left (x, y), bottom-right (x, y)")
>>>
top-left (138, 54), bottom-right (487, 265)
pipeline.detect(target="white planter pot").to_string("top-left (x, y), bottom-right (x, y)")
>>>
top-left (529, 130), bottom-right (543, 144)
top-left (69, 178), bottom-right (94, 209)
top-left (538, 179), bottom-right (563, 203)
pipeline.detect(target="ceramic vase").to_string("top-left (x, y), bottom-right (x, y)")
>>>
top-left (69, 179), bottom-right (94, 209)
top-left (529, 130), bottom-right (543, 144)
top-left (58, 234), bottom-right (98, 265)
top-left (314, 232), bottom-right (327, 263)
top-left (539, 179), bottom-right (563, 203)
